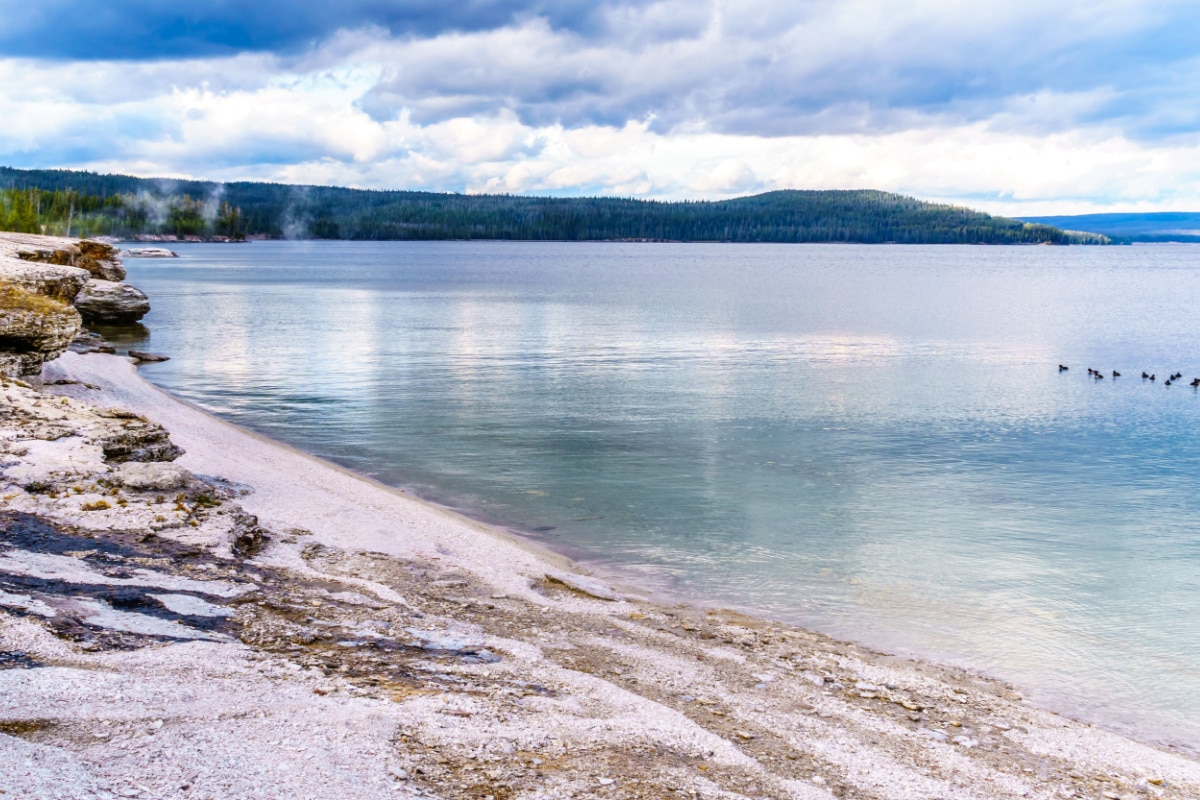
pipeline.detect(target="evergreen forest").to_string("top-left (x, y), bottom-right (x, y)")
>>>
top-left (0, 167), bottom-right (1106, 245)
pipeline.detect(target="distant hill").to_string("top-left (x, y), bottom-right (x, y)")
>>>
top-left (1020, 213), bottom-right (1200, 243)
top-left (0, 166), bottom-right (1105, 245)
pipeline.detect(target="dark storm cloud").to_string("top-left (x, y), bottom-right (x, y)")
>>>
top-left (0, 0), bottom-right (653, 60)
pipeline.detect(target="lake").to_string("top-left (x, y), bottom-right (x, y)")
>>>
top-left (108, 241), bottom-right (1200, 750)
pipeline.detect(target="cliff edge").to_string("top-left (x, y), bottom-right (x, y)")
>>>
top-left (0, 233), bottom-right (150, 377)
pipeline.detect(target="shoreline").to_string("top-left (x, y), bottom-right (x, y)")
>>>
top-left (127, 357), bottom-right (1195, 759)
top-left (1, 350), bottom-right (1197, 797)
top-left (59, 352), bottom-right (1200, 751)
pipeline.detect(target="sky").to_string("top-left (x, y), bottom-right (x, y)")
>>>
top-left (3, 1), bottom-right (1200, 214)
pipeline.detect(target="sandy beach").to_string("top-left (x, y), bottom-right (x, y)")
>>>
top-left (0, 349), bottom-right (1195, 799)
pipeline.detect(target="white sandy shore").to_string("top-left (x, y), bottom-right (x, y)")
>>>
top-left (1, 351), bottom-right (1198, 800)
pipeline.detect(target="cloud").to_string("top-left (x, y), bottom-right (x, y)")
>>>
top-left (0, 0), bottom-right (657, 60)
top-left (6, 1), bottom-right (1200, 212)
top-left (354, 1), bottom-right (1200, 139)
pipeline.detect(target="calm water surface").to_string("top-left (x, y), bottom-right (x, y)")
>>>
top-left (112, 241), bottom-right (1200, 749)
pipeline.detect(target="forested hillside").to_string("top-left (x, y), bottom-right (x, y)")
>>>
top-left (1, 167), bottom-right (1105, 244)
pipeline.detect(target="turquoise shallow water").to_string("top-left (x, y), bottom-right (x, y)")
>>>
top-left (110, 241), bottom-right (1200, 750)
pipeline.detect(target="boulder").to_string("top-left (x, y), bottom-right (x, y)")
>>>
top-left (0, 287), bottom-right (83, 377)
top-left (95, 409), bottom-right (184, 463)
top-left (113, 461), bottom-right (193, 491)
top-left (73, 280), bottom-right (150, 324)
top-left (128, 350), bottom-right (169, 362)
top-left (123, 248), bottom-right (178, 259)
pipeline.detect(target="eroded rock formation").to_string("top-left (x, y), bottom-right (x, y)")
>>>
top-left (73, 279), bottom-right (151, 324)
top-left (0, 232), bottom-right (155, 376)
top-left (15, 238), bottom-right (127, 281)
top-left (0, 286), bottom-right (82, 377)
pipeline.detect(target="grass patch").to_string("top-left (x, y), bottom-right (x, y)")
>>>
top-left (0, 281), bottom-right (70, 315)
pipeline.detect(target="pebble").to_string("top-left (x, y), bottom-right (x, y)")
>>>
top-left (388, 766), bottom-right (409, 780)
top-left (1147, 777), bottom-right (1163, 786)
top-left (1102, 792), bottom-right (1120, 800)
top-left (598, 778), bottom-right (615, 786)
top-left (735, 730), bottom-right (756, 740)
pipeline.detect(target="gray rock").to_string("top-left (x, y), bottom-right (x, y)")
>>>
top-left (97, 410), bottom-right (184, 463)
top-left (230, 512), bottom-right (269, 558)
top-left (74, 280), bottom-right (150, 323)
top-left (123, 248), bottom-right (178, 259)
top-left (128, 350), bottom-right (169, 362)
top-left (544, 570), bottom-right (620, 601)
top-left (113, 461), bottom-right (193, 491)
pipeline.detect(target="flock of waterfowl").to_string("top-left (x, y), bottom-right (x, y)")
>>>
top-left (1059, 364), bottom-right (1200, 387)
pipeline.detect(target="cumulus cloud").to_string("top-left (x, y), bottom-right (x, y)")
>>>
top-left (4, 0), bottom-right (1200, 211)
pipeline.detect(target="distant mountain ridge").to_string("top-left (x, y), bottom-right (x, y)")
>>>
top-left (0, 166), bottom-right (1105, 245)
top-left (1020, 213), bottom-right (1200, 243)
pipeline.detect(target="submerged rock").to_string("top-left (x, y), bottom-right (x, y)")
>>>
top-left (544, 570), bottom-right (620, 601)
top-left (123, 247), bottom-right (178, 259)
top-left (128, 350), bottom-right (169, 362)
top-left (73, 280), bottom-right (150, 323)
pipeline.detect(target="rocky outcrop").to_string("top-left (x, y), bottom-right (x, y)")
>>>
top-left (73, 279), bottom-right (151, 324)
top-left (112, 460), bottom-right (193, 490)
top-left (15, 238), bottom-right (126, 281)
top-left (0, 260), bottom-right (89, 304)
top-left (93, 407), bottom-right (184, 463)
top-left (0, 284), bottom-right (82, 377)
top-left (0, 233), bottom-right (112, 377)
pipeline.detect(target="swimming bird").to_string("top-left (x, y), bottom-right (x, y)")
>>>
top-left (1166, 379), bottom-right (1173, 386)
top-left (1059, 364), bottom-right (1068, 372)
top-left (1150, 374), bottom-right (1156, 381)
top-left (1112, 370), bottom-right (1121, 378)
top-left (1142, 372), bottom-right (1150, 379)
top-left (1191, 378), bottom-right (1200, 387)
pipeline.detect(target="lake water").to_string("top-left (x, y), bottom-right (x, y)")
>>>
top-left (109, 241), bottom-right (1200, 751)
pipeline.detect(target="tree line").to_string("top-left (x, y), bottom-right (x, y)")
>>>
top-left (0, 167), bottom-right (1107, 245)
